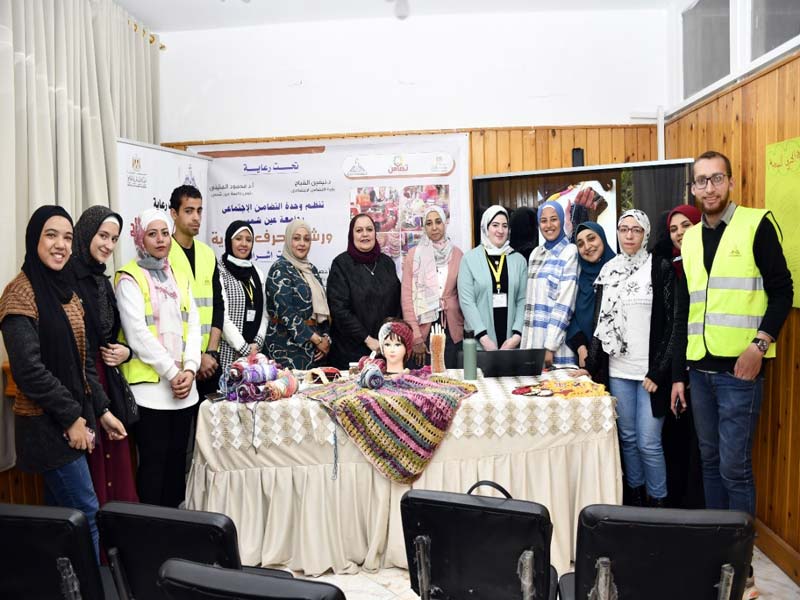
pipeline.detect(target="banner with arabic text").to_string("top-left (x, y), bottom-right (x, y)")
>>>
top-left (189, 134), bottom-right (470, 285)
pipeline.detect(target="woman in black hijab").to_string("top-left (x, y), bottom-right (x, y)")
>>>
top-left (217, 220), bottom-right (268, 374)
top-left (0, 205), bottom-right (127, 560)
top-left (68, 205), bottom-right (138, 505)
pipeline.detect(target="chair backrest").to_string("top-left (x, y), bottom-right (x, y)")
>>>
top-left (401, 486), bottom-right (554, 599)
top-left (456, 348), bottom-right (545, 377)
top-left (574, 504), bottom-right (755, 599)
top-left (0, 503), bottom-right (105, 599)
top-left (97, 501), bottom-right (242, 600)
top-left (159, 559), bottom-right (346, 600)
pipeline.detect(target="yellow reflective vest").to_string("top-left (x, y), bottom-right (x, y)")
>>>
top-left (168, 240), bottom-right (216, 351)
top-left (683, 206), bottom-right (775, 359)
top-left (115, 260), bottom-right (192, 384)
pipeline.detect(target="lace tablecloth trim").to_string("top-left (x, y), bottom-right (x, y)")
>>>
top-left (206, 371), bottom-right (617, 450)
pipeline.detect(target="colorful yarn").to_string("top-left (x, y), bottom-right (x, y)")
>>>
top-left (222, 354), bottom-right (288, 403)
top-left (358, 363), bottom-right (385, 389)
top-left (228, 353), bottom-right (279, 384)
top-left (357, 354), bottom-right (386, 373)
top-left (302, 373), bottom-right (477, 484)
top-left (264, 370), bottom-right (299, 401)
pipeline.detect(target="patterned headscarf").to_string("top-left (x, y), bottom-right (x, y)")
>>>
top-left (593, 209), bottom-right (652, 356)
top-left (411, 206), bottom-right (452, 324)
top-left (131, 208), bottom-right (171, 282)
top-left (480, 205), bottom-right (511, 256)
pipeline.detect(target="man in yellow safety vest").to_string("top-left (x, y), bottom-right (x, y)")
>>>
top-left (168, 185), bottom-right (224, 401)
top-left (671, 151), bottom-right (792, 598)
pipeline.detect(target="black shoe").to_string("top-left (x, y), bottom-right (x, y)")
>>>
top-left (648, 496), bottom-right (667, 508)
top-left (628, 485), bottom-right (646, 507)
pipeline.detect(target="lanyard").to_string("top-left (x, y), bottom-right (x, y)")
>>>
top-left (486, 254), bottom-right (505, 294)
top-left (243, 278), bottom-right (254, 305)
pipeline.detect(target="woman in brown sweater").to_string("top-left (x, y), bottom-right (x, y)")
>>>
top-left (0, 206), bottom-right (127, 560)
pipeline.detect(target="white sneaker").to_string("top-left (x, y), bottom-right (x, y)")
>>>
top-left (743, 576), bottom-right (760, 599)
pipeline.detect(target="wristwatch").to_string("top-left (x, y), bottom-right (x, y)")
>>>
top-left (751, 338), bottom-right (769, 354)
top-left (206, 349), bottom-right (220, 362)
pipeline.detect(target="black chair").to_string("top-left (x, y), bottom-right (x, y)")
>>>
top-left (0, 502), bottom-right (117, 599)
top-left (158, 559), bottom-right (346, 600)
top-left (558, 504), bottom-right (755, 600)
top-left (97, 501), bottom-right (291, 600)
top-left (456, 348), bottom-right (545, 377)
top-left (401, 481), bottom-right (557, 600)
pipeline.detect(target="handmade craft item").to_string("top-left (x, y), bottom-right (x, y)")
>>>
top-left (220, 353), bottom-right (295, 403)
top-left (429, 322), bottom-right (446, 374)
top-left (303, 373), bottom-right (477, 484)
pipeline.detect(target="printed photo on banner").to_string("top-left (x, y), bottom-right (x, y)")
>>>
top-left (350, 184), bottom-right (451, 271)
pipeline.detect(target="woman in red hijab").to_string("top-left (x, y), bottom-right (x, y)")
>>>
top-left (667, 205), bottom-right (702, 278)
top-left (664, 203), bottom-right (704, 509)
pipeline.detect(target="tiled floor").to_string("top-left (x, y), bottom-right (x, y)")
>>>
top-left (302, 546), bottom-right (799, 599)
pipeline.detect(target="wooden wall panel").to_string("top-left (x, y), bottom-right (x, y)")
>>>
top-left (666, 52), bottom-right (800, 585)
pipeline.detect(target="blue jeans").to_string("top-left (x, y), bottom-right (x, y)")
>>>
top-left (610, 377), bottom-right (667, 499)
top-left (43, 456), bottom-right (100, 562)
top-left (688, 369), bottom-right (763, 516)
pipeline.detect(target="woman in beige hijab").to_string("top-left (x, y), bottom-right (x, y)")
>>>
top-left (265, 219), bottom-right (331, 369)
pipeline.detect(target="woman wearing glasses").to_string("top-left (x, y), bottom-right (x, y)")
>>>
top-left (585, 209), bottom-right (676, 508)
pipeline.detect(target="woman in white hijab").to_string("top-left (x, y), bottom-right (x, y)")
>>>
top-left (457, 205), bottom-right (527, 351)
top-left (401, 205), bottom-right (465, 366)
top-left (585, 208), bottom-right (669, 508)
top-left (115, 208), bottom-right (201, 507)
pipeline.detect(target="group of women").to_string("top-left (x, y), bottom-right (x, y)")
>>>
top-left (446, 200), bottom-right (703, 508)
top-left (218, 199), bottom-right (703, 508)
top-left (0, 197), bottom-right (703, 561)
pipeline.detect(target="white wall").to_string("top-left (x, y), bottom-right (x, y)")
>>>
top-left (159, 10), bottom-right (669, 142)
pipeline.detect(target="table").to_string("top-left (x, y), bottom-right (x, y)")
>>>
top-left (185, 371), bottom-right (622, 576)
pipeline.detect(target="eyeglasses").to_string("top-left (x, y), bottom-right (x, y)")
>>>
top-left (617, 226), bottom-right (645, 236)
top-left (692, 173), bottom-right (727, 188)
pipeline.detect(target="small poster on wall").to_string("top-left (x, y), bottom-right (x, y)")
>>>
top-left (766, 136), bottom-right (800, 308)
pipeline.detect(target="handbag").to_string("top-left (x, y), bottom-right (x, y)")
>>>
top-left (105, 365), bottom-right (139, 427)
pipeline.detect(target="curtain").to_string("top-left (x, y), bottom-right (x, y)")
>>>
top-left (0, 0), bottom-right (159, 471)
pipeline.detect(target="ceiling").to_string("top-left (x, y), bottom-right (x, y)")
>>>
top-left (116, 0), bottom-right (673, 33)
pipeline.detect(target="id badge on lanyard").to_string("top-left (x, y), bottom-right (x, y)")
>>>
top-left (486, 253), bottom-right (507, 308)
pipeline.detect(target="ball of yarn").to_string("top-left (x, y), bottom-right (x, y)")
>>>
top-left (264, 370), bottom-right (299, 400)
top-left (236, 382), bottom-right (266, 403)
top-left (358, 362), bottom-right (385, 389)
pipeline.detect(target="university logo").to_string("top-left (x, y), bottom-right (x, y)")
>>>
top-left (131, 155), bottom-right (142, 171)
top-left (346, 158), bottom-right (367, 176)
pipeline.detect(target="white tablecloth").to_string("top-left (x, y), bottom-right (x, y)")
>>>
top-left (186, 371), bottom-right (622, 576)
